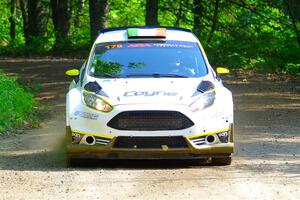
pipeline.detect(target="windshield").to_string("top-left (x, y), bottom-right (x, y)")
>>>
top-left (89, 40), bottom-right (207, 78)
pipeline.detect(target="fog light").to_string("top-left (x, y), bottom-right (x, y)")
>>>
top-left (206, 135), bottom-right (216, 144)
top-left (85, 136), bottom-right (95, 145)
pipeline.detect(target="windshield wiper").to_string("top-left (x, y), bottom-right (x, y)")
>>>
top-left (126, 73), bottom-right (188, 78)
top-left (159, 73), bottom-right (188, 78)
top-left (94, 73), bottom-right (121, 78)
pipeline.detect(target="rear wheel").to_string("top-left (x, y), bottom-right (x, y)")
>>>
top-left (211, 156), bottom-right (232, 165)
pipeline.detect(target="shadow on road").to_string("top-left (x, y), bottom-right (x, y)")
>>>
top-left (0, 149), bottom-right (213, 171)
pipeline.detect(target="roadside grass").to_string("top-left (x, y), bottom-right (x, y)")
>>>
top-left (0, 70), bottom-right (39, 134)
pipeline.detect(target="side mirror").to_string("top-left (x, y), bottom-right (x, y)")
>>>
top-left (65, 69), bottom-right (79, 77)
top-left (216, 67), bottom-right (230, 74)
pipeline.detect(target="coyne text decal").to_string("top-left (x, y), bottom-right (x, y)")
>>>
top-left (124, 91), bottom-right (177, 97)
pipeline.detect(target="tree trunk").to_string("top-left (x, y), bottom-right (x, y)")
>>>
top-left (174, 0), bottom-right (183, 27)
top-left (74, 0), bottom-right (85, 27)
top-left (9, 0), bottom-right (17, 41)
top-left (145, 0), bottom-right (159, 25)
top-left (285, 0), bottom-right (300, 47)
top-left (208, 0), bottom-right (220, 42)
top-left (19, 0), bottom-right (49, 45)
top-left (89, 0), bottom-right (109, 42)
top-left (51, 0), bottom-right (72, 49)
top-left (19, 0), bottom-right (29, 43)
top-left (27, 0), bottom-right (48, 39)
top-left (193, 0), bottom-right (204, 38)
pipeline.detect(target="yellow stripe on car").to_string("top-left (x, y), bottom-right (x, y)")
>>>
top-left (71, 129), bottom-right (114, 139)
top-left (187, 128), bottom-right (230, 139)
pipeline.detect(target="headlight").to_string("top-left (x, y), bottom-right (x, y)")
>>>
top-left (83, 91), bottom-right (112, 112)
top-left (189, 91), bottom-right (216, 112)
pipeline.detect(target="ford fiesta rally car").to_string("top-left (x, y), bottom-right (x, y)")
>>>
top-left (65, 26), bottom-right (234, 165)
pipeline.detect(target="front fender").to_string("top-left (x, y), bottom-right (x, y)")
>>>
top-left (66, 87), bottom-right (82, 126)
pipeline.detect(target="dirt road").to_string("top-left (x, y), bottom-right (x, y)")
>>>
top-left (0, 59), bottom-right (299, 200)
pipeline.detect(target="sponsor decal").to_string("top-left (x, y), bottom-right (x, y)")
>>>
top-left (217, 131), bottom-right (229, 143)
top-left (127, 43), bottom-right (152, 48)
top-left (74, 111), bottom-right (99, 120)
top-left (71, 132), bottom-right (83, 144)
top-left (124, 91), bottom-right (177, 97)
top-left (72, 132), bottom-right (81, 138)
top-left (153, 43), bottom-right (193, 48)
top-left (96, 41), bottom-right (198, 51)
top-left (218, 132), bottom-right (229, 137)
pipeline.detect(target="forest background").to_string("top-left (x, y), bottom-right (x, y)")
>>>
top-left (0, 0), bottom-right (299, 75)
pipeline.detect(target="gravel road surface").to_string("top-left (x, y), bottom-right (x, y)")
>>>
top-left (0, 59), bottom-right (299, 200)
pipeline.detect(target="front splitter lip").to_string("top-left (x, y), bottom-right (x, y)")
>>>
top-left (66, 143), bottom-right (234, 159)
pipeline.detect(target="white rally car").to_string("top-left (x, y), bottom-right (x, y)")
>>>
top-left (65, 26), bottom-right (234, 165)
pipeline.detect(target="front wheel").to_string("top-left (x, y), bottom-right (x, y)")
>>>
top-left (211, 157), bottom-right (232, 165)
top-left (66, 156), bottom-right (81, 167)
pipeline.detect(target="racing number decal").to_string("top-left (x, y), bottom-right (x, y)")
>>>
top-left (104, 44), bottom-right (123, 49)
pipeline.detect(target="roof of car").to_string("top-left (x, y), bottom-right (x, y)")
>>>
top-left (98, 26), bottom-right (192, 34)
top-left (95, 26), bottom-right (197, 44)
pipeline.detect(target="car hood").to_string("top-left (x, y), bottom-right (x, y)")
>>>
top-left (85, 77), bottom-right (212, 106)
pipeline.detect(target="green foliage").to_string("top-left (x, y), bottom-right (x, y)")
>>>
top-left (109, 0), bottom-right (145, 26)
top-left (92, 57), bottom-right (122, 76)
top-left (0, 1), bottom-right (10, 44)
top-left (70, 1), bottom-right (91, 49)
top-left (0, 36), bottom-right (55, 55)
top-left (128, 62), bottom-right (146, 69)
top-left (285, 63), bottom-right (300, 75)
top-left (203, 1), bottom-right (300, 75)
top-left (0, 0), bottom-right (25, 47)
top-left (0, 0), bottom-right (299, 75)
top-left (0, 71), bottom-right (37, 133)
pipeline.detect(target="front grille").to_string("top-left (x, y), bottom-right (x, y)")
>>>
top-left (113, 136), bottom-right (188, 149)
top-left (107, 111), bottom-right (194, 131)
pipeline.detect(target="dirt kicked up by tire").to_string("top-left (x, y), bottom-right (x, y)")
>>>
top-left (0, 59), bottom-right (300, 200)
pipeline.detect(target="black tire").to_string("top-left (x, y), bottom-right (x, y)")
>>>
top-left (67, 156), bottom-right (82, 167)
top-left (211, 157), bottom-right (232, 166)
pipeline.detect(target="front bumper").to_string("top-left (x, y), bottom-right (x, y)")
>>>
top-left (66, 144), bottom-right (233, 159)
top-left (65, 126), bottom-right (234, 159)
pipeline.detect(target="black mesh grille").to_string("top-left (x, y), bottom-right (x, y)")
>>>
top-left (107, 111), bottom-right (194, 131)
top-left (113, 136), bottom-right (188, 149)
